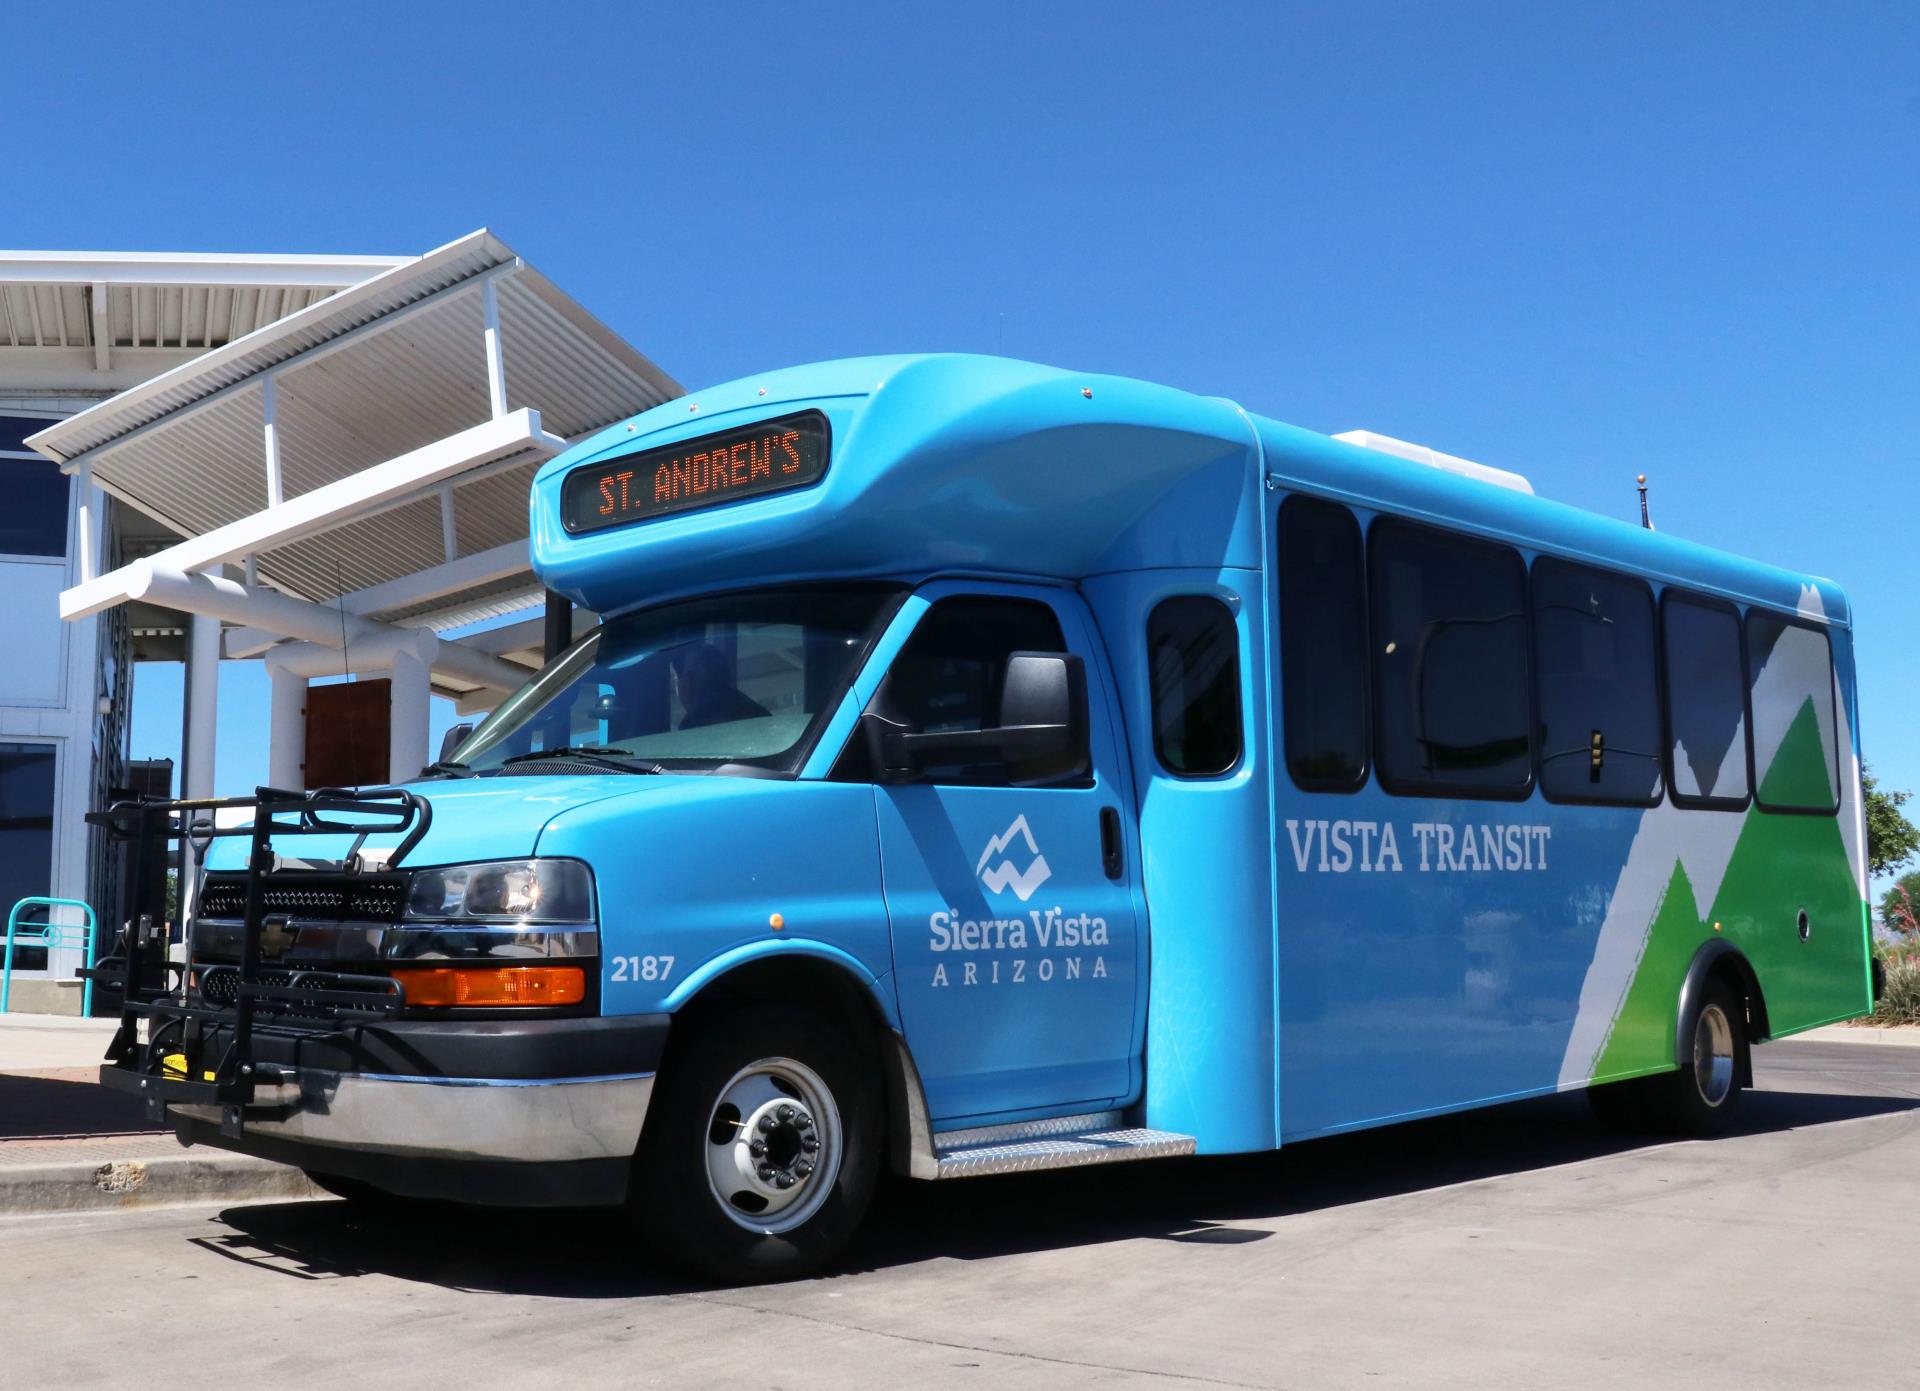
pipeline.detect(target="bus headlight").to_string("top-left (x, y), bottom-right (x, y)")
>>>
top-left (404, 858), bottom-right (596, 924)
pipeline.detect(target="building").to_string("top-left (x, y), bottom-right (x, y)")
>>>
top-left (2, 233), bottom-right (679, 1012)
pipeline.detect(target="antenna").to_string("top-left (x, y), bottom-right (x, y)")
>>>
top-left (1637, 474), bottom-right (1655, 531)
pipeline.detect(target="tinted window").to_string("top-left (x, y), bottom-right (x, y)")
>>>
top-left (1279, 496), bottom-right (1369, 790)
top-left (0, 743), bottom-right (55, 971)
top-left (1662, 594), bottom-right (1750, 806)
top-left (0, 457), bottom-right (69, 558)
top-left (1148, 596), bottom-right (1241, 776)
top-left (1745, 612), bottom-right (1839, 813)
top-left (0, 415), bottom-right (55, 453)
top-left (1371, 519), bottom-right (1531, 797)
top-left (1532, 559), bottom-right (1662, 804)
top-left (842, 596), bottom-right (1071, 787)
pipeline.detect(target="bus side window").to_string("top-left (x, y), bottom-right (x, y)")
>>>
top-left (1531, 559), bottom-right (1662, 805)
top-left (1369, 518), bottom-right (1532, 799)
top-left (1147, 595), bottom-right (1241, 777)
top-left (1278, 496), bottom-right (1369, 791)
top-left (1661, 593), bottom-right (1751, 809)
top-left (1745, 610), bottom-right (1840, 814)
top-left (834, 596), bottom-right (1071, 787)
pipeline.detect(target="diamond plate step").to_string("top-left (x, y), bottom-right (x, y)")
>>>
top-left (931, 1109), bottom-right (1196, 1179)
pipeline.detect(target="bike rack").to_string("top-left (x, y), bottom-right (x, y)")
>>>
top-left (86, 785), bottom-right (431, 1132)
top-left (1, 897), bottom-right (99, 1016)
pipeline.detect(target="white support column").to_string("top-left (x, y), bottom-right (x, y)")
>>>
top-left (438, 485), bottom-right (457, 563)
top-left (178, 610), bottom-right (221, 933)
top-left (74, 460), bottom-right (95, 584)
top-left (482, 277), bottom-right (507, 419)
top-left (388, 646), bottom-right (432, 783)
top-left (267, 661), bottom-right (307, 792)
top-left (261, 373), bottom-right (284, 507)
top-left (182, 614), bottom-right (220, 800)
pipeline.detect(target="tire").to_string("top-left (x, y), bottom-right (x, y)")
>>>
top-left (1642, 978), bottom-right (1749, 1136)
top-left (630, 1008), bottom-right (882, 1284)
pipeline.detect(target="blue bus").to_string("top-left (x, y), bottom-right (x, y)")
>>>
top-left (99, 354), bottom-right (1871, 1282)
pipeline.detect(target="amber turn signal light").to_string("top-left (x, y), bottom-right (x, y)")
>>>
top-left (392, 965), bottom-right (587, 1008)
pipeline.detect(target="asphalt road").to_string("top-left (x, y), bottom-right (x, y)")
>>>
top-left (2, 1039), bottom-right (1914, 1390)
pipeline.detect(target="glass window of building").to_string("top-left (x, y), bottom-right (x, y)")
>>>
top-left (0, 743), bottom-right (56, 970)
top-left (0, 415), bottom-right (70, 559)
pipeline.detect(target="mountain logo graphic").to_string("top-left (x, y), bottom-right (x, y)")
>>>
top-left (976, 814), bottom-right (1052, 902)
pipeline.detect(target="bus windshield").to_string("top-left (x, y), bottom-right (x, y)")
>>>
top-left (451, 585), bottom-right (902, 776)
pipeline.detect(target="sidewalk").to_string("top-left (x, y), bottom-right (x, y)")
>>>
top-left (1788, 1022), bottom-right (1920, 1048)
top-left (0, 1010), bottom-right (318, 1214)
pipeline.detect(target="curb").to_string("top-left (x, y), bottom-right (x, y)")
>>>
top-left (1780, 1024), bottom-right (1920, 1049)
top-left (0, 1145), bottom-right (320, 1216)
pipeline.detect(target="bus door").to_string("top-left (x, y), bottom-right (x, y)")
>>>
top-left (844, 588), bottom-right (1142, 1123)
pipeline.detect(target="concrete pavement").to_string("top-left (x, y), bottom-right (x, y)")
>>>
top-left (0, 1009), bottom-right (318, 1212)
top-left (0, 1037), bottom-right (1913, 1389)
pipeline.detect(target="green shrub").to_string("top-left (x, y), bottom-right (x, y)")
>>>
top-left (1870, 961), bottom-right (1920, 1026)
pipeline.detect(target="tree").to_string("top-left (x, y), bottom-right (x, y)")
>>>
top-left (1882, 872), bottom-right (1920, 938)
top-left (1865, 762), bottom-right (1920, 878)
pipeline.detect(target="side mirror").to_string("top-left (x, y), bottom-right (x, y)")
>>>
top-left (438, 723), bottom-right (476, 764)
top-left (869, 652), bottom-right (1089, 785)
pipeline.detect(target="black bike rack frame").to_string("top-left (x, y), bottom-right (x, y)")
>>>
top-left (86, 785), bottom-right (432, 1131)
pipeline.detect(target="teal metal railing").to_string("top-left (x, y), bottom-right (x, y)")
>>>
top-left (2, 897), bottom-right (98, 1016)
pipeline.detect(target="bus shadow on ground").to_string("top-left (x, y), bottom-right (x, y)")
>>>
top-left (197, 1083), bottom-right (1916, 1297)
top-left (0, 1072), bottom-right (162, 1139)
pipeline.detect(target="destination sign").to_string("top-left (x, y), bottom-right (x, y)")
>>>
top-left (561, 411), bottom-right (831, 535)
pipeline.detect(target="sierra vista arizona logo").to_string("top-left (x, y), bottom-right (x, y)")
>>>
top-left (976, 814), bottom-right (1052, 901)
top-left (927, 813), bottom-right (1110, 988)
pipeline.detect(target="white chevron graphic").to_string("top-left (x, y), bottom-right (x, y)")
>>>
top-left (976, 814), bottom-right (1052, 902)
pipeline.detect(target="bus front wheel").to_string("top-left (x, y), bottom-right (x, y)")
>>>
top-left (631, 1008), bottom-right (881, 1283)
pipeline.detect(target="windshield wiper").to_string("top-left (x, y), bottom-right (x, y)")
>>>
top-left (497, 745), bottom-right (664, 775)
top-left (418, 759), bottom-right (474, 780)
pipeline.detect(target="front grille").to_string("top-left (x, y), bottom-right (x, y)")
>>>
top-left (197, 964), bottom-right (402, 1021)
top-left (199, 873), bottom-right (408, 923)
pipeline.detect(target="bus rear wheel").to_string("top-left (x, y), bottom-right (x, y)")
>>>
top-left (631, 1009), bottom-right (880, 1284)
top-left (1646, 979), bottom-right (1748, 1135)
top-left (1588, 980), bottom-right (1748, 1137)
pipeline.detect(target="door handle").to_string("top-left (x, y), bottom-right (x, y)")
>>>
top-left (1099, 807), bottom-right (1124, 880)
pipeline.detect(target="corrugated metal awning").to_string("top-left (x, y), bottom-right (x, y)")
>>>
top-left (30, 230), bottom-right (681, 626)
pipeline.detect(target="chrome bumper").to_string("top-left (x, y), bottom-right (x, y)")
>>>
top-left (172, 1069), bottom-right (654, 1165)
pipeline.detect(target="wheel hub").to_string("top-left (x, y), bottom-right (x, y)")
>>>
top-left (704, 1056), bottom-right (842, 1234)
top-left (1693, 1003), bottom-right (1735, 1107)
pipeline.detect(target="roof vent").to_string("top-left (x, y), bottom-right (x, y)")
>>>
top-left (1332, 430), bottom-right (1533, 495)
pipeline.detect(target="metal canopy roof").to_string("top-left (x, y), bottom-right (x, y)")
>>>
top-left (0, 249), bottom-right (409, 394)
top-left (31, 230), bottom-right (682, 632)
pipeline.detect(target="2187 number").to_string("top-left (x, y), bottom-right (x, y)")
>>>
top-left (610, 955), bottom-right (675, 983)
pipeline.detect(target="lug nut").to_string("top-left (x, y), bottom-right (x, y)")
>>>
top-left (749, 1140), bottom-right (766, 1157)
top-left (758, 1115), bottom-right (775, 1132)
top-left (801, 1135), bottom-right (820, 1152)
top-left (757, 1164), bottom-right (775, 1180)
top-left (777, 1105), bottom-right (795, 1122)
top-left (794, 1159), bottom-right (813, 1177)
top-left (775, 1174), bottom-right (795, 1189)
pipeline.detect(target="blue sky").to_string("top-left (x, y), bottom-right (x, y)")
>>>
top-left (12, 2), bottom-right (1915, 888)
